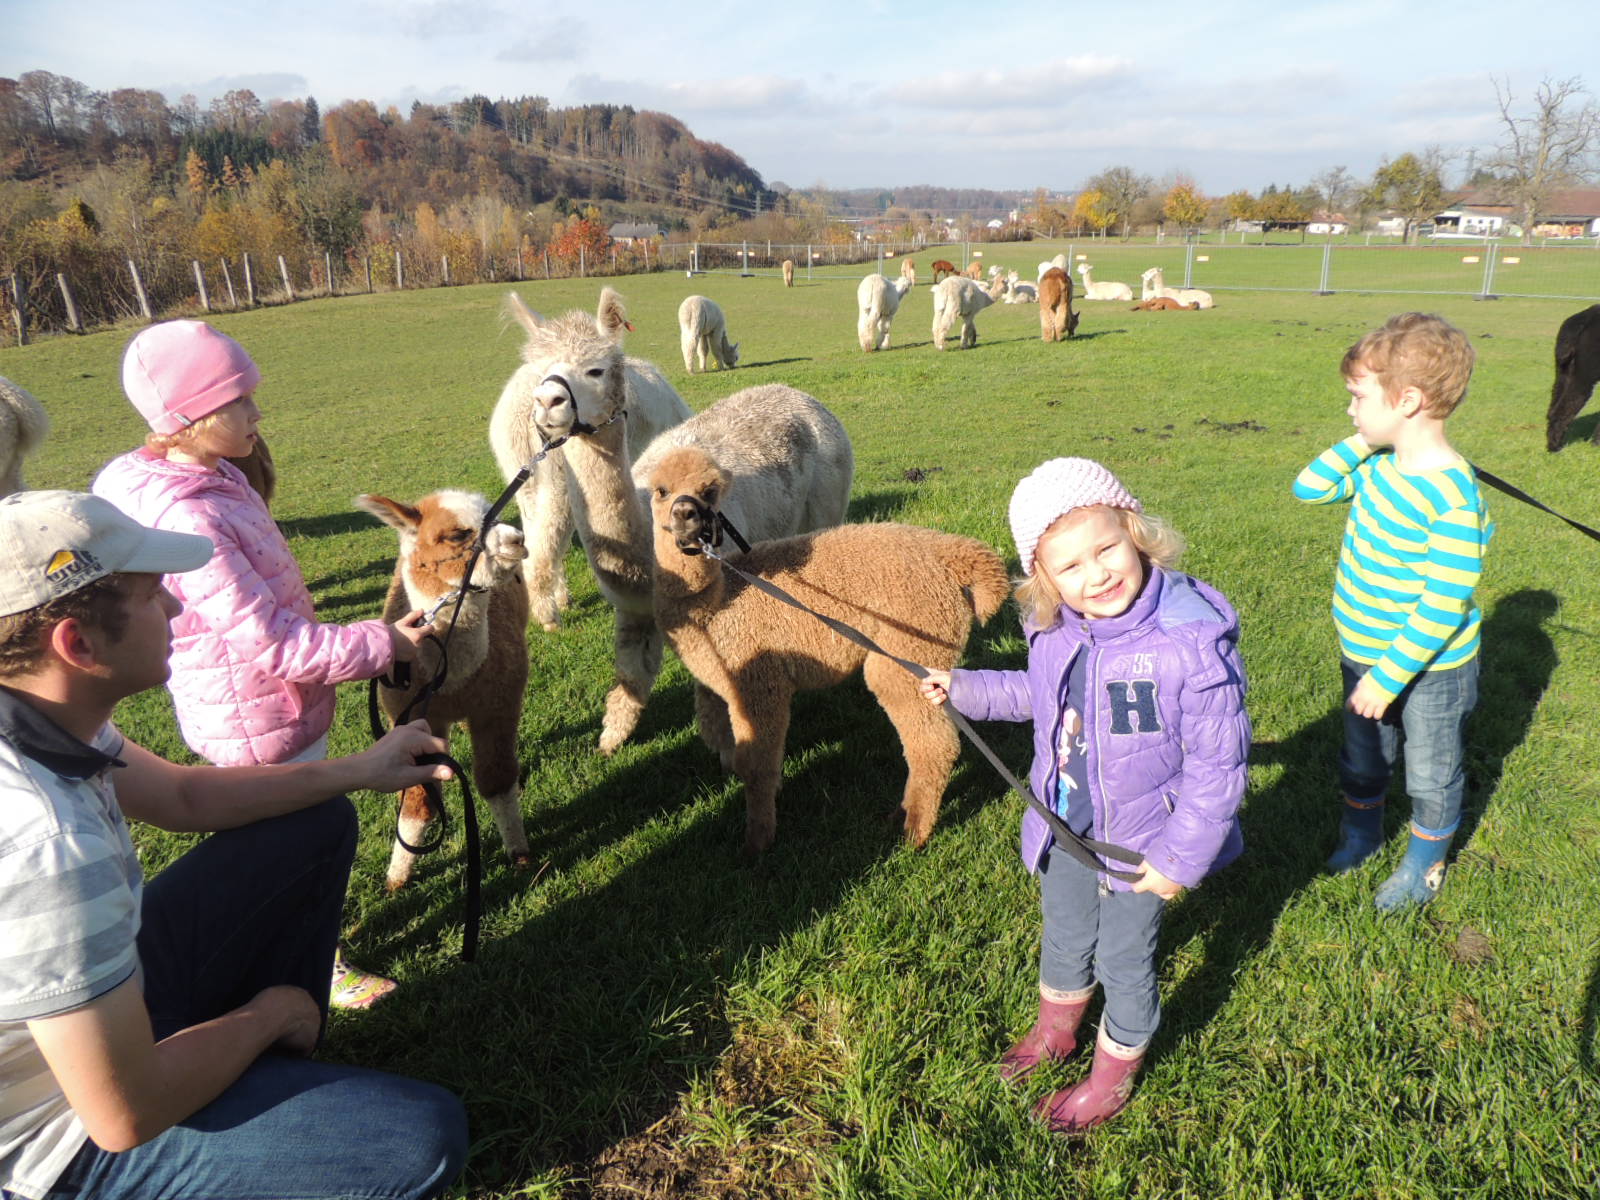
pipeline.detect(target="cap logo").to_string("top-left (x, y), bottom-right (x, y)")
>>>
top-left (44, 547), bottom-right (104, 594)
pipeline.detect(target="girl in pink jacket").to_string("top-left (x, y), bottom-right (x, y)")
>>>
top-left (93, 320), bottom-right (429, 1008)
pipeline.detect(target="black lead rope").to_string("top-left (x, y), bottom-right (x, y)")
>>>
top-left (1473, 465), bottom-right (1600, 544)
top-left (681, 503), bottom-right (1144, 882)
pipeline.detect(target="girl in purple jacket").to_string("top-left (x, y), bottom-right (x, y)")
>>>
top-left (921, 457), bottom-right (1248, 1132)
top-left (92, 320), bottom-right (430, 1009)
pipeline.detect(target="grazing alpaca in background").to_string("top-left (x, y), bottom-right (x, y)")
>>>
top-left (782, 259), bottom-right (795, 287)
top-left (1548, 304), bottom-right (1600, 451)
top-left (963, 260), bottom-right (985, 280)
top-left (357, 489), bottom-right (532, 889)
top-left (645, 444), bottom-right (1008, 855)
top-left (931, 259), bottom-right (957, 282)
top-left (1037, 268), bottom-right (1081, 342)
top-left (900, 258), bottom-right (916, 287)
top-left (857, 273), bottom-right (915, 351)
top-left (931, 272), bottom-right (1008, 350)
top-left (0, 376), bottom-right (49, 498)
top-left (489, 288), bottom-right (691, 632)
top-left (678, 295), bottom-right (741, 373)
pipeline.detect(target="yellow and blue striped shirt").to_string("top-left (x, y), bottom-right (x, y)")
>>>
top-left (1294, 436), bottom-right (1492, 701)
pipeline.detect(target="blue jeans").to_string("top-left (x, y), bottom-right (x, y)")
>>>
top-left (1037, 843), bottom-right (1166, 1047)
top-left (1337, 656), bottom-right (1479, 832)
top-left (22, 798), bottom-right (467, 1200)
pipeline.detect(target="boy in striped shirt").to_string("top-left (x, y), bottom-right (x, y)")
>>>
top-left (1293, 312), bottom-right (1493, 910)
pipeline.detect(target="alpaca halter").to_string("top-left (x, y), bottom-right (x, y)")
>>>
top-left (539, 372), bottom-right (627, 439)
top-left (672, 494), bottom-right (751, 556)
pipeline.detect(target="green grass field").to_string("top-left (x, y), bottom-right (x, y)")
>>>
top-left (3, 271), bottom-right (1599, 1199)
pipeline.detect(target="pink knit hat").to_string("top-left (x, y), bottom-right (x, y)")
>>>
top-left (1009, 457), bottom-right (1142, 576)
top-left (121, 320), bottom-right (261, 435)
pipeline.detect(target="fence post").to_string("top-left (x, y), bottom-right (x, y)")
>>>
top-left (277, 255), bottom-right (295, 301)
top-left (543, 250), bottom-right (549, 279)
top-left (441, 254), bottom-right (451, 285)
top-left (57, 272), bottom-right (81, 332)
top-left (611, 246), bottom-right (617, 272)
top-left (8, 274), bottom-right (27, 346)
top-left (127, 259), bottom-right (153, 319)
top-left (1182, 242), bottom-right (1197, 289)
top-left (516, 245), bottom-right (524, 280)
top-left (219, 259), bottom-right (238, 308)
top-left (242, 253), bottom-right (256, 307)
top-left (192, 260), bottom-right (210, 312)
top-left (579, 246), bottom-right (585, 277)
top-left (692, 242), bottom-right (699, 274)
top-left (395, 250), bottom-right (404, 289)
top-left (364, 256), bottom-right (373, 293)
top-left (741, 240), bottom-right (750, 276)
top-left (1480, 243), bottom-right (1499, 299)
top-left (325, 251), bottom-right (335, 296)
top-left (1317, 242), bottom-right (1333, 294)
top-left (807, 244), bottom-right (812, 281)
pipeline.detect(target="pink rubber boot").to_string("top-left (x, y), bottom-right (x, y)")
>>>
top-left (1033, 1027), bottom-right (1146, 1132)
top-left (998, 985), bottom-right (1094, 1084)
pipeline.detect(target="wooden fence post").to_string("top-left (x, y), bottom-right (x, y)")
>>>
top-left (219, 259), bottom-right (238, 308)
top-left (395, 250), bottom-right (404, 289)
top-left (192, 260), bottom-right (210, 312)
top-left (543, 251), bottom-right (550, 279)
top-left (277, 255), bottom-right (294, 301)
top-left (365, 256), bottom-right (373, 293)
top-left (516, 245), bottom-right (524, 280)
top-left (579, 246), bottom-right (585, 277)
top-left (325, 251), bottom-right (335, 296)
top-left (441, 255), bottom-right (450, 285)
top-left (56, 273), bottom-right (81, 332)
top-left (8, 274), bottom-right (27, 346)
top-left (127, 259), bottom-right (152, 319)
top-left (242, 253), bottom-right (257, 306)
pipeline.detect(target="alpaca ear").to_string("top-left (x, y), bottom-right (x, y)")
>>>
top-left (355, 493), bottom-right (421, 533)
top-left (595, 287), bottom-right (631, 339)
top-left (505, 291), bottom-right (547, 336)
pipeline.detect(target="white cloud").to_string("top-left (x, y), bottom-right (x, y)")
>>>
top-left (156, 73), bottom-right (311, 105)
top-left (495, 19), bottom-right (586, 63)
top-left (569, 72), bottom-right (816, 116)
top-left (885, 56), bottom-right (1135, 109)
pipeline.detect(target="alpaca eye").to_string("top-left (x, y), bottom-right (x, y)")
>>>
top-left (654, 487), bottom-right (668, 499)
top-left (586, 367), bottom-right (606, 378)
top-left (703, 487), bottom-right (719, 505)
top-left (447, 529), bottom-right (471, 543)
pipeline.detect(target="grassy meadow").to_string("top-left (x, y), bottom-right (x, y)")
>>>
top-left (2, 259), bottom-right (1598, 1199)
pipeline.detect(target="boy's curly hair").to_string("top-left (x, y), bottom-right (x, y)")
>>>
top-left (0, 576), bottom-right (132, 677)
top-left (1341, 312), bottom-right (1476, 417)
top-left (1016, 505), bottom-right (1185, 631)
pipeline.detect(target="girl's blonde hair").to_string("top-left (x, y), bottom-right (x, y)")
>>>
top-left (144, 408), bottom-right (225, 455)
top-left (1015, 505), bottom-right (1185, 630)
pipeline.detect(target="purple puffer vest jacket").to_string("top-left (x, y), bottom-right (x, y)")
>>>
top-left (92, 449), bottom-right (393, 766)
top-left (948, 567), bottom-right (1248, 891)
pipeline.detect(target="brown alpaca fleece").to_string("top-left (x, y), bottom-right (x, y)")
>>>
top-left (1129, 297), bottom-right (1198, 311)
top-left (1038, 268), bottom-right (1080, 341)
top-left (224, 432), bottom-right (275, 508)
top-left (930, 259), bottom-right (956, 282)
top-left (647, 446), bottom-right (1010, 856)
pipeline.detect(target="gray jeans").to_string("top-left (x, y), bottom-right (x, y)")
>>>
top-left (1037, 842), bottom-right (1166, 1047)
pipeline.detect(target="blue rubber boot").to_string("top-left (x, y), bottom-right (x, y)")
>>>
top-left (1374, 821), bottom-right (1456, 911)
top-left (1325, 796), bottom-right (1385, 873)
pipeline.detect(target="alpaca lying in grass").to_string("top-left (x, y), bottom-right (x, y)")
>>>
top-left (857, 273), bottom-right (914, 351)
top-left (1130, 296), bottom-right (1199, 311)
top-left (1077, 263), bottom-right (1134, 302)
top-left (357, 489), bottom-right (532, 889)
top-left (1140, 267), bottom-right (1214, 309)
top-left (645, 445), bottom-right (1008, 855)
top-left (0, 375), bottom-right (49, 498)
top-left (679, 294), bottom-right (741, 372)
top-left (932, 272), bottom-right (1008, 350)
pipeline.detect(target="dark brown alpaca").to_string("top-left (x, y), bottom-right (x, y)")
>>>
top-left (1038, 268), bottom-right (1080, 341)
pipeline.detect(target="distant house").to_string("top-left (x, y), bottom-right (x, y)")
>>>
top-left (1445, 187), bottom-right (1600, 238)
top-left (1429, 206), bottom-right (1507, 237)
top-left (1307, 212), bottom-right (1348, 235)
top-left (607, 223), bottom-right (660, 245)
top-left (1373, 216), bottom-right (1409, 237)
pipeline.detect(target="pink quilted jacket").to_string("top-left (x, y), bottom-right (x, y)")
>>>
top-left (92, 449), bottom-right (395, 765)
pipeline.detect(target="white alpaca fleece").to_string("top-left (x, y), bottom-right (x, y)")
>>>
top-left (678, 295), bottom-right (741, 372)
top-left (857, 274), bottom-right (913, 352)
top-left (0, 376), bottom-right (49, 499)
top-left (931, 274), bottom-right (1006, 350)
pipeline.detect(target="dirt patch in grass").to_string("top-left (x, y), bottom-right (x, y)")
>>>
top-left (581, 996), bottom-right (856, 1199)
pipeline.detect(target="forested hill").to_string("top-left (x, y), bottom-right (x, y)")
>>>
top-left (0, 71), bottom-right (776, 225)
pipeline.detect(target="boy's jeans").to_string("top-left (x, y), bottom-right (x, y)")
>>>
top-left (28, 797), bottom-right (467, 1200)
top-left (1337, 656), bottom-right (1479, 832)
top-left (1037, 843), bottom-right (1166, 1047)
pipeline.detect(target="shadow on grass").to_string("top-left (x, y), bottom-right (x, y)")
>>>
top-left (1156, 589), bottom-right (1557, 1051)
top-left (1557, 410), bottom-right (1599, 447)
top-left (277, 510), bottom-right (378, 540)
top-left (736, 356), bottom-right (812, 368)
top-left (847, 487), bottom-right (918, 523)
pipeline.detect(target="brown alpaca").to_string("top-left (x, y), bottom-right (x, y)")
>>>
top-left (224, 433), bottom-right (276, 509)
top-left (1038, 267), bottom-right (1081, 342)
top-left (646, 445), bottom-right (1009, 855)
top-left (900, 258), bottom-right (916, 287)
top-left (782, 259), bottom-right (795, 287)
top-left (963, 260), bottom-right (985, 280)
top-left (1129, 297), bottom-right (1199, 311)
top-left (357, 490), bottom-right (532, 889)
top-left (930, 259), bottom-right (957, 282)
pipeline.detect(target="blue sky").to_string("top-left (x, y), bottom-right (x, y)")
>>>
top-left (4, 0), bottom-right (1589, 196)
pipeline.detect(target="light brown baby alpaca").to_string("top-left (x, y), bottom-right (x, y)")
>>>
top-left (647, 445), bottom-right (1009, 855)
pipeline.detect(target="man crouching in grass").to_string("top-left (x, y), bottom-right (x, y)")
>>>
top-left (0, 490), bottom-right (466, 1200)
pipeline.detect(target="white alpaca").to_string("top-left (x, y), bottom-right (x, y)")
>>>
top-left (1002, 271), bottom-right (1038, 304)
top-left (931, 273), bottom-right (1008, 350)
top-left (1076, 263), bottom-right (1134, 302)
top-left (489, 288), bottom-right (691, 633)
top-left (1140, 267), bottom-right (1214, 309)
top-left (679, 295), bottom-right (741, 372)
top-left (0, 376), bottom-right (49, 498)
top-left (857, 273), bottom-right (914, 351)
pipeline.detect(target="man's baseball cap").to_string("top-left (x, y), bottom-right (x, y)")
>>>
top-left (0, 490), bottom-right (212, 617)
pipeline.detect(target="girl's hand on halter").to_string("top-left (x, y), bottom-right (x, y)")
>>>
top-left (387, 609), bottom-right (429, 662)
top-left (918, 669), bottom-right (951, 707)
top-left (1131, 860), bottom-right (1182, 901)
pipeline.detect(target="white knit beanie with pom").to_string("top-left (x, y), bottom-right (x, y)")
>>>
top-left (1009, 457), bottom-right (1142, 576)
